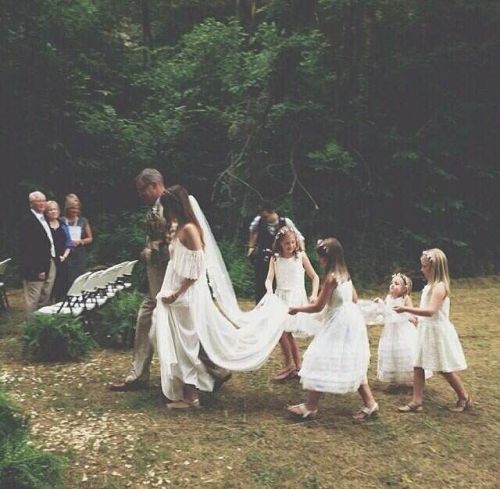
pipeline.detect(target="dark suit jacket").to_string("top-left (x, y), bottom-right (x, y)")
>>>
top-left (19, 211), bottom-right (52, 280)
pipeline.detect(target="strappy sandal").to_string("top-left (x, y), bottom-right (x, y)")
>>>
top-left (166, 398), bottom-right (201, 410)
top-left (398, 401), bottom-right (423, 413)
top-left (286, 403), bottom-right (318, 419)
top-left (449, 396), bottom-right (473, 412)
top-left (352, 402), bottom-right (379, 421)
top-left (273, 366), bottom-right (296, 381)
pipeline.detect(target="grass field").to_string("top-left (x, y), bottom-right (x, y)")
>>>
top-left (1, 277), bottom-right (499, 488)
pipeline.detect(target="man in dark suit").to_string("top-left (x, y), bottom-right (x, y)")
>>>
top-left (19, 191), bottom-right (56, 312)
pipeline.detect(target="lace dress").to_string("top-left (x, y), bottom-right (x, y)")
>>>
top-left (377, 296), bottom-right (424, 382)
top-left (299, 281), bottom-right (370, 394)
top-left (273, 254), bottom-right (320, 336)
top-left (414, 284), bottom-right (467, 372)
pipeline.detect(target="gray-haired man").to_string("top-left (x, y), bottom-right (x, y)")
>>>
top-left (19, 191), bottom-right (57, 312)
top-left (110, 169), bottom-right (231, 392)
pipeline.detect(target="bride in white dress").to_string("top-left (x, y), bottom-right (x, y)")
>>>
top-left (153, 185), bottom-right (289, 409)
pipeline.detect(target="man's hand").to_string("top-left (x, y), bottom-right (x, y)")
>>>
top-left (140, 247), bottom-right (152, 262)
top-left (246, 246), bottom-right (255, 258)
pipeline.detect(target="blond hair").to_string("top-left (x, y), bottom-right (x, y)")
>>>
top-left (45, 200), bottom-right (60, 213)
top-left (272, 226), bottom-right (299, 258)
top-left (316, 237), bottom-right (349, 281)
top-left (64, 193), bottom-right (81, 215)
top-left (422, 248), bottom-right (450, 295)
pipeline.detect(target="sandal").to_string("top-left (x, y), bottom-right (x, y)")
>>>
top-left (398, 401), bottom-right (423, 413)
top-left (286, 403), bottom-right (318, 419)
top-left (352, 402), bottom-right (379, 421)
top-left (449, 396), bottom-right (473, 413)
top-left (273, 366), bottom-right (296, 381)
top-left (166, 398), bottom-right (201, 410)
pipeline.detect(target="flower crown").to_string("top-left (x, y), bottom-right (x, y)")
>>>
top-left (422, 249), bottom-right (434, 263)
top-left (316, 239), bottom-right (328, 254)
top-left (274, 226), bottom-right (296, 240)
top-left (391, 272), bottom-right (412, 293)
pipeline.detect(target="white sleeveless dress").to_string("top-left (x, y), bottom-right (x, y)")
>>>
top-left (299, 281), bottom-right (370, 394)
top-left (274, 254), bottom-right (320, 336)
top-left (377, 296), bottom-right (428, 382)
top-left (414, 284), bottom-right (467, 372)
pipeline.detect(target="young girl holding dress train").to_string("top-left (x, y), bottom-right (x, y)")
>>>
top-left (375, 273), bottom-right (430, 384)
top-left (395, 248), bottom-right (471, 413)
top-left (265, 226), bottom-right (320, 380)
top-left (287, 238), bottom-right (379, 421)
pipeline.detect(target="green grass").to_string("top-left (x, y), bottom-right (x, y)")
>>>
top-left (0, 278), bottom-right (499, 488)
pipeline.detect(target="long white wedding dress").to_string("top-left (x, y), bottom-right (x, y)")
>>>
top-left (153, 197), bottom-right (289, 401)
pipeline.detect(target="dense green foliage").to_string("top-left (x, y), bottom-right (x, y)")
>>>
top-left (94, 290), bottom-right (144, 348)
top-left (1, 1), bottom-right (498, 289)
top-left (0, 389), bottom-right (64, 489)
top-left (21, 314), bottom-right (95, 362)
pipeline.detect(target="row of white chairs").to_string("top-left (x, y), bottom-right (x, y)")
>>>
top-left (37, 260), bottom-right (138, 316)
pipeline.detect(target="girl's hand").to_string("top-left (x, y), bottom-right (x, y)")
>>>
top-left (409, 316), bottom-right (418, 326)
top-left (288, 307), bottom-right (299, 316)
top-left (161, 293), bottom-right (178, 304)
top-left (308, 295), bottom-right (317, 304)
top-left (393, 305), bottom-right (406, 314)
top-left (374, 297), bottom-right (382, 303)
top-left (72, 239), bottom-right (83, 247)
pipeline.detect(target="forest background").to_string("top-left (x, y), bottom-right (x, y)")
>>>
top-left (1, 0), bottom-right (499, 295)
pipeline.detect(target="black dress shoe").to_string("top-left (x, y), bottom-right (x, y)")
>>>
top-left (212, 372), bottom-right (232, 393)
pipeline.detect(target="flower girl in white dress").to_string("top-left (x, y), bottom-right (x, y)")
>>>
top-left (395, 249), bottom-right (471, 413)
top-left (265, 226), bottom-right (320, 380)
top-left (375, 273), bottom-right (431, 384)
top-left (287, 238), bottom-right (379, 421)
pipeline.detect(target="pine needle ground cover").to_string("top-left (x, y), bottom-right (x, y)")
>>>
top-left (0, 278), bottom-right (498, 488)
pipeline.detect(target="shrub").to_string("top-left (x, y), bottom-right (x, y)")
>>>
top-left (94, 291), bottom-right (144, 349)
top-left (0, 389), bottom-right (64, 489)
top-left (218, 240), bottom-right (255, 298)
top-left (21, 314), bottom-right (95, 362)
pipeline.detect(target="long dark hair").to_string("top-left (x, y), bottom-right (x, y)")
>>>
top-left (160, 185), bottom-right (204, 247)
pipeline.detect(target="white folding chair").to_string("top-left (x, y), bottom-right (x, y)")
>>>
top-left (81, 270), bottom-right (108, 308)
top-left (37, 271), bottom-right (92, 316)
top-left (119, 260), bottom-right (138, 289)
top-left (0, 258), bottom-right (12, 310)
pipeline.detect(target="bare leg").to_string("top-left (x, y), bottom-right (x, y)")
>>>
top-left (442, 372), bottom-right (468, 401)
top-left (274, 334), bottom-right (294, 377)
top-left (358, 383), bottom-right (377, 408)
top-left (305, 390), bottom-right (322, 411)
top-left (412, 367), bottom-right (425, 404)
top-left (288, 334), bottom-right (302, 370)
top-left (280, 334), bottom-right (293, 368)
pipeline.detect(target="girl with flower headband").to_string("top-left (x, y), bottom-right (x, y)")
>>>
top-left (264, 226), bottom-right (320, 380)
top-left (374, 273), bottom-right (432, 385)
top-left (287, 238), bottom-right (379, 421)
top-left (395, 248), bottom-right (471, 413)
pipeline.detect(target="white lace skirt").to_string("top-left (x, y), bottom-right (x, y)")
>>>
top-left (378, 319), bottom-right (432, 382)
top-left (299, 303), bottom-right (370, 393)
top-left (414, 319), bottom-right (467, 372)
top-left (275, 288), bottom-right (320, 337)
